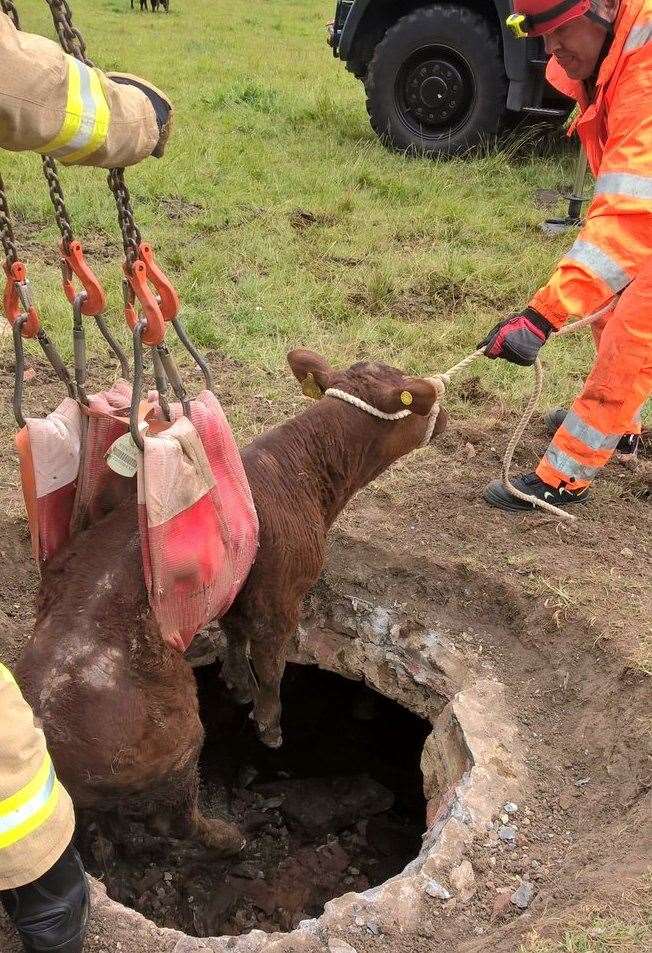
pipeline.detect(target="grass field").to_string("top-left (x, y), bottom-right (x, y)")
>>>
top-left (3, 0), bottom-right (597, 418)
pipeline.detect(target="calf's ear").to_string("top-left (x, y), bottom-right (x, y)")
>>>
top-left (389, 377), bottom-right (440, 416)
top-left (287, 349), bottom-right (334, 399)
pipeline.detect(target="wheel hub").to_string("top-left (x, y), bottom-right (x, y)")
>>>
top-left (403, 57), bottom-right (467, 126)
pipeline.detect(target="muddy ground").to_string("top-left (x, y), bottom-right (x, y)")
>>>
top-left (0, 355), bottom-right (650, 952)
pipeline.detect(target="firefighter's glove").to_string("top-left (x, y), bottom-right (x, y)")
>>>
top-left (479, 308), bottom-right (554, 366)
top-left (107, 74), bottom-right (174, 158)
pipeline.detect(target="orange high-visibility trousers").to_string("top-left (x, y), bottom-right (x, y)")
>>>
top-left (537, 258), bottom-right (652, 489)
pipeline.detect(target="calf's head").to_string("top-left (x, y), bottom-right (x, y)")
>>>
top-left (288, 349), bottom-right (448, 469)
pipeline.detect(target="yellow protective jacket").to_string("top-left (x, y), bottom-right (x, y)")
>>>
top-left (0, 662), bottom-right (74, 890)
top-left (530, 0), bottom-right (652, 328)
top-left (0, 10), bottom-right (161, 167)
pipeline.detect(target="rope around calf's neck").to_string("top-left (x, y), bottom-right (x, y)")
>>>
top-left (427, 298), bottom-right (617, 523)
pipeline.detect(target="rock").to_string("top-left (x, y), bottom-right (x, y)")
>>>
top-left (574, 777), bottom-right (590, 787)
top-left (449, 859), bottom-right (476, 902)
top-left (492, 889), bottom-right (513, 918)
top-left (425, 879), bottom-right (451, 900)
top-left (503, 802), bottom-right (518, 814)
top-left (498, 825), bottom-right (517, 842)
top-left (366, 922), bottom-right (381, 936)
top-left (254, 776), bottom-right (394, 835)
top-left (511, 881), bottom-right (535, 910)
top-left (328, 942), bottom-right (358, 953)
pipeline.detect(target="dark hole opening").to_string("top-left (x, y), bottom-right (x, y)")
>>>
top-left (82, 663), bottom-right (430, 938)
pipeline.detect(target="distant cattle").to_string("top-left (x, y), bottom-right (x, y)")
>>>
top-left (131, 0), bottom-right (169, 11)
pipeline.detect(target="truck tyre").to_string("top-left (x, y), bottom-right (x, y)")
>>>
top-left (365, 5), bottom-right (508, 156)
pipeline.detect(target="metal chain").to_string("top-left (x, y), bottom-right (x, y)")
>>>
top-left (107, 169), bottom-right (142, 268)
top-left (43, 0), bottom-right (92, 66)
top-left (2, 2), bottom-right (76, 250)
top-left (41, 156), bottom-right (74, 250)
top-left (0, 176), bottom-right (19, 266)
top-left (39, 2), bottom-right (141, 268)
top-left (0, 0), bottom-right (19, 28)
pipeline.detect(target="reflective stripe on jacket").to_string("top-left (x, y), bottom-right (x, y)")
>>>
top-left (0, 661), bottom-right (74, 889)
top-left (530, 0), bottom-right (652, 327)
top-left (0, 11), bottom-right (159, 167)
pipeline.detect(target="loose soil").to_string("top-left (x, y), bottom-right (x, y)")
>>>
top-left (0, 353), bottom-right (650, 953)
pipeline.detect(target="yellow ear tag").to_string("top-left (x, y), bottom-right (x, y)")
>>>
top-left (301, 373), bottom-right (324, 400)
top-left (400, 390), bottom-right (413, 407)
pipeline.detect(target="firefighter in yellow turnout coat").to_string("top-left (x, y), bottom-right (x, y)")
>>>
top-left (0, 10), bottom-right (172, 952)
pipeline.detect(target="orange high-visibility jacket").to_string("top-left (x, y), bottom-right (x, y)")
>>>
top-left (530, 0), bottom-right (652, 327)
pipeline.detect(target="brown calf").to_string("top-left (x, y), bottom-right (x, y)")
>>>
top-left (16, 352), bottom-right (446, 853)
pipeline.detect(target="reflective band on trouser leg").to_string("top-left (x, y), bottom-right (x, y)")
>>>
top-left (0, 662), bottom-right (75, 889)
top-left (537, 259), bottom-right (652, 489)
top-left (41, 55), bottom-right (110, 164)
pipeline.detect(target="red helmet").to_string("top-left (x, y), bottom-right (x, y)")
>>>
top-left (508, 0), bottom-right (591, 37)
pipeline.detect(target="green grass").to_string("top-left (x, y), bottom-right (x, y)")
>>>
top-left (519, 876), bottom-right (652, 953)
top-left (2, 0), bottom-right (598, 411)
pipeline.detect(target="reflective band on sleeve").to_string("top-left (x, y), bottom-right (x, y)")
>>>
top-left (565, 239), bottom-right (631, 292)
top-left (561, 410), bottom-right (622, 451)
top-left (594, 171), bottom-right (652, 200)
top-left (41, 55), bottom-right (110, 164)
top-left (624, 22), bottom-right (652, 52)
top-left (0, 755), bottom-right (60, 850)
top-left (543, 445), bottom-right (600, 481)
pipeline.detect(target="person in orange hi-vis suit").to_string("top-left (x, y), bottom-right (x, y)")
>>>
top-left (0, 9), bottom-right (173, 951)
top-left (480, 0), bottom-right (651, 511)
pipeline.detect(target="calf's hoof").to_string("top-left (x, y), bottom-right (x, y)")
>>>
top-left (194, 814), bottom-right (246, 857)
top-left (259, 725), bottom-right (283, 749)
top-left (228, 683), bottom-right (254, 706)
top-left (248, 710), bottom-right (283, 749)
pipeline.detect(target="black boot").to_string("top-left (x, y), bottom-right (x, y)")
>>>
top-left (0, 844), bottom-right (89, 953)
top-left (483, 471), bottom-right (590, 512)
top-left (543, 408), bottom-right (640, 456)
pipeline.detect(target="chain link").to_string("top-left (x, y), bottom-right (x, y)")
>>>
top-left (0, 176), bottom-right (19, 266)
top-left (38, 1), bottom-right (142, 268)
top-left (1, 1), bottom-right (77, 250)
top-left (0, 0), bottom-right (19, 28)
top-left (107, 168), bottom-right (142, 268)
top-left (43, 0), bottom-right (93, 66)
top-left (41, 156), bottom-right (74, 250)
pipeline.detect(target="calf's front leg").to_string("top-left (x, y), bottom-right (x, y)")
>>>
top-left (249, 622), bottom-right (295, 749)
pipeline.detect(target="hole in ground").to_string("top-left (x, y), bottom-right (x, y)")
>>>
top-left (81, 664), bottom-right (431, 937)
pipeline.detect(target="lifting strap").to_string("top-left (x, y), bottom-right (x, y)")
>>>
top-left (138, 391), bottom-right (259, 652)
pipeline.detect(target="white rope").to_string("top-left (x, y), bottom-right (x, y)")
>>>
top-left (325, 299), bottom-right (616, 522)
top-left (324, 388), bottom-right (412, 420)
top-left (325, 384), bottom-right (443, 448)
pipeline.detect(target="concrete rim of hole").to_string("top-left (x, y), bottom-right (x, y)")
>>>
top-left (87, 570), bottom-right (526, 953)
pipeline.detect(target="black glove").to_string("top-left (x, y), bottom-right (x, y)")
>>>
top-left (478, 308), bottom-right (554, 366)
